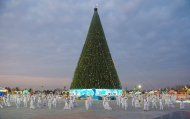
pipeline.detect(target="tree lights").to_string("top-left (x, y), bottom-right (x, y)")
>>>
top-left (70, 8), bottom-right (121, 94)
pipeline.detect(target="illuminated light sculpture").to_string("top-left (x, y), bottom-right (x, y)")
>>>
top-left (70, 7), bottom-right (122, 97)
top-left (70, 89), bottom-right (122, 96)
top-left (0, 87), bottom-right (7, 96)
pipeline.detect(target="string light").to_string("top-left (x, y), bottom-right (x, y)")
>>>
top-left (70, 7), bottom-right (121, 90)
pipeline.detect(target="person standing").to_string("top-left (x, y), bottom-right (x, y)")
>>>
top-left (48, 97), bottom-right (52, 109)
top-left (6, 94), bottom-right (11, 107)
top-left (0, 97), bottom-right (3, 108)
top-left (152, 97), bottom-right (157, 109)
top-left (180, 98), bottom-right (184, 110)
top-left (2, 96), bottom-right (7, 107)
top-left (16, 96), bottom-right (21, 108)
top-left (23, 95), bottom-right (28, 108)
top-left (124, 97), bottom-right (128, 110)
top-left (144, 98), bottom-right (149, 111)
top-left (132, 95), bottom-right (135, 107)
top-left (52, 96), bottom-right (57, 108)
top-left (121, 97), bottom-right (125, 109)
top-left (85, 99), bottom-right (89, 110)
top-left (64, 98), bottom-right (71, 110)
top-left (37, 96), bottom-right (42, 108)
top-left (159, 97), bottom-right (164, 110)
top-left (30, 96), bottom-right (35, 109)
top-left (103, 97), bottom-right (112, 110)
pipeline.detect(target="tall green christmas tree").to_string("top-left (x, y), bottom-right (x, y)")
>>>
top-left (70, 7), bottom-right (121, 89)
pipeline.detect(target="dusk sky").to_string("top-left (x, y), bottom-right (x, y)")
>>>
top-left (0, 0), bottom-right (190, 90)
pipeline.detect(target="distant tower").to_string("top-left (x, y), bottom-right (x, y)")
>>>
top-left (70, 7), bottom-right (122, 95)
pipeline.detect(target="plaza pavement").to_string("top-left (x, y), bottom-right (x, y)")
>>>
top-left (0, 100), bottom-right (190, 119)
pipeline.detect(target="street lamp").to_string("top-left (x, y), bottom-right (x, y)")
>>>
top-left (138, 85), bottom-right (142, 89)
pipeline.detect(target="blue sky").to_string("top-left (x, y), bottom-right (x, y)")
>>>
top-left (0, 0), bottom-right (190, 90)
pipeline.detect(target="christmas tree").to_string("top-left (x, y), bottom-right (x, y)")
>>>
top-left (70, 7), bottom-right (121, 89)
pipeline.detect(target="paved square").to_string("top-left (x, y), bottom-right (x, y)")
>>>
top-left (1, 100), bottom-right (190, 119)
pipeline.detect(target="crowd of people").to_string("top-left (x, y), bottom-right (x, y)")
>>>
top-left (0, 93), bottom-right (75, 110)
top-left (0, 93), bottom-right (186, 111)
top-left (115, 94), bottom-right (185, 111)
